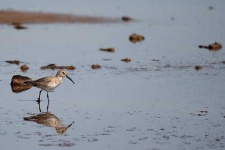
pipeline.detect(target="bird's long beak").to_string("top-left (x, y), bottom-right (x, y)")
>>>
top-left (66, 75), bottom-right (75, 84)
top-left (66, 121), bottom-right (75, 129)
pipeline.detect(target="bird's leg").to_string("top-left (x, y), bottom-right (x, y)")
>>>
top-left (37, 90), bottom-right (43, 102)
top-left (37, 99), bottom-right (42, 112)
top-left (47, 92), bottom-right (50, 112)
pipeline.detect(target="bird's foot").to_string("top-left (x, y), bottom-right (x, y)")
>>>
top-left (36, 99), bottom-right (41, 103)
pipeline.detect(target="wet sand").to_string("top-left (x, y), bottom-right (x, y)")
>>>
top-left (0, 1), bottom-right (225, 150)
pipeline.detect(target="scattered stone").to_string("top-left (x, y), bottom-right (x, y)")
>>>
top-left (195, 65), bottom-right (203, 70)
top-left (99, 48), bottom-right (115, 53)
top-left (91, 64), bottom-right (101, 69)
top-left (66, 65), bottom-right (76, 70)
top-left (121, 16), bottom-right (132, 22)
top-left (208, 42), bottom-right (222, 51)
top-left (199, 42), bottom-right (222, 51)
top-left (20, 64), bottom-right (29, 72)
top-left (129, 33), bottom-right (145, 43)
top-left (40, 64), bottom-right (75, 70)
top-left (121, 58), bottom-right (131, 62)
top-left (11, 83), bottom-right (32, 93)
top-left (40, 64), bottom-right (56, 70)
top-left (5, 60), bottom-right (20, 65)
top-left (12, 22), bottom-right (27, 30)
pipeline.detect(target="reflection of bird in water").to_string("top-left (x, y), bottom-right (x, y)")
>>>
top-left (25, 69), bottom-right (75, 111)
top-left (24, 112), bottom-right (74, 134)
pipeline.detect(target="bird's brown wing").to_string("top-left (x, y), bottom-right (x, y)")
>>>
top-left (31, 76), bottom-right (53, 87)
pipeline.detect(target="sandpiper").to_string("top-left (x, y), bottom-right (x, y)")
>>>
top-left (26, 69), bottom-right (75, 108)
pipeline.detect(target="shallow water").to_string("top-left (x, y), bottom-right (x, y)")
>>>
top-left (1, 0), bottom-right (225, 150)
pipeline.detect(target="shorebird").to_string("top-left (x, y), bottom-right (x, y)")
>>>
top-left (26, 69), bottom-right (75, 110)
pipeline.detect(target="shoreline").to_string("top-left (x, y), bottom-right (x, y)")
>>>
top-left (0, 10), bottom-right (121, 24)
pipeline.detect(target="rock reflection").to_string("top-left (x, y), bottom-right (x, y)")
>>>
top-left (24, 112), bottom-right (74, 135)
top-left (11, 75), bottom-right (32, 93)
top-left (11, 84), bottom-right (32, 93)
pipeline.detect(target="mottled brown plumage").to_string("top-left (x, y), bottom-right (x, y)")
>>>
top-left (26, 69), bottom-right (75, 110)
